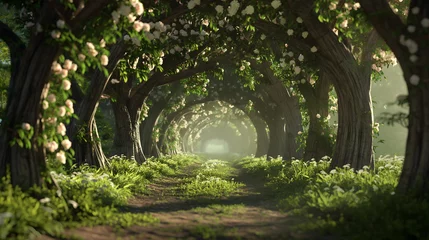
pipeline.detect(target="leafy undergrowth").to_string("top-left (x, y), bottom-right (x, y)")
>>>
top-left (237, 155), bottom-right (429, 240)
top-left (178, 159), bottom-right (244, 199)
top-left (0, 154), bottom-right (198, 240)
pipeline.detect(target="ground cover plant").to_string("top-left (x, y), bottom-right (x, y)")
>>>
top-left (178, 159), bottom-right (244, 199)
top-left (0, 154), bottom-right (198, 240)
top-left (237, 155), bottom-right (429, 240)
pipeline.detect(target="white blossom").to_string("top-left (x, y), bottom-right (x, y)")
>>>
top-left (302, 31), bottom-right (308, 38)
top-left (410, 74), bottom-right (420, 85)
top-left (271, 0), bottom-right (281, 9)
top-left (215, 5), bottom-right (224, 14)
top-left (56, 151), bottom-right (66, 164)
top-left (22, 123), bottom-right (31, 131)
top-left (56, 20), bottom-right (65, 29)
top-left (61, 139), bottom-right (72, 150)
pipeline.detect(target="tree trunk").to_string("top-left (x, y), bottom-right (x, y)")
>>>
top-left (0, 40), bottom-right (59, 189)
top-left (266, 110), bottom-right (286, 159)
top-left (299, 72), bottom-right (334, 161)
top-left (250, 113), bottom-right (269, 157)
top-left (68, 43), bottom-right (125, 167)
top-left (253, 61), bottom-right (304, 160)
top-left (286, 0), bottom-right (374, 169)
top-left (73, 117), bottom-right (108, 168)
top-left (141, 99), bottom-right (168, 156)
top-left (111, 100), bottom-right (145, 163)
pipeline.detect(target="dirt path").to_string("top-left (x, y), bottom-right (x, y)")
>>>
top-left (42, 162), bottom-right (325, 240)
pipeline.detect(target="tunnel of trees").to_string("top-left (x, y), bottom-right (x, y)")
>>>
top-left (0, 0), bottom-right (428, 238)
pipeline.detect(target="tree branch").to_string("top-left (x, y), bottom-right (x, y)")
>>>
top-left (357, 0), bottom-right (407, 64)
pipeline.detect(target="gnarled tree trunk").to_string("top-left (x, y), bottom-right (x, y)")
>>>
top-left (0, 34), bottom-right (59, 189)
top-left (111, 99), bottom-right (145, 163)
top-left (299, 72), bottom-right (334, 161)
top-left (266, 108), bottom-right (286, 159)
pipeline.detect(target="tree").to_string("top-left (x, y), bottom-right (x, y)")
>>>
top-left (358, 0), bottom-right (429, 195)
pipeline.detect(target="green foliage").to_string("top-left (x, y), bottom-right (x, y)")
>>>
top-left (0, 154), bottom-right (199, 239)
top-left (237, 155), bottom-right (429, 239)
top-left (179, 159), bottom-right (243, 198)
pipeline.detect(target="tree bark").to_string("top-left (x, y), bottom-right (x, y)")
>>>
top-left (266, 108), bottom-right (287, 159)
top-left (358, 0), bottom-right (429, 194)
top-left (249, 113), bottom-right (269, 157)
top-left (287, 0), bottom-right (374, 169)
top-left (111, 98), bottom-right (145, 163)
top-left (299, 72), bottom-right (334, 161)
top-left (252, 61), bottom-right (304, 160)
top-left (68, 43), bottom-right (125, 167)
top-left (0, 38), bottom-right (59, 189)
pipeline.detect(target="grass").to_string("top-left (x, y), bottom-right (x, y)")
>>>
top-left (237, 155), bottom-right (429, 240)
top-left (0, 154), bottom-right (198, 240)
top-left (190, 204), bottom-right (246, 215)
top-left (178, 159), bottom-right (244, 199)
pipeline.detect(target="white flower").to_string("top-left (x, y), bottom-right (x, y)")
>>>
top-left (298, 54), bottom-right (304, 61)
top-left (296, 17), bottom-right (303, 23)
top-left (68, 200), bottom-right (79, 209)
top-left (111, 79), bottom-right (120, 84)
top-left (71, 64), bottom-right (78, 72)
top-left (215, 5), bottom-right (224, 14)
top-left (56, 20), bottom-right (65, 29)
top-left (405, 39), bottom-right (418, 53)
top-left (45, 141), bottom-right (58, 152)
top-left (25, 22), bottom-right (34, 28)
top-left (133, 1), bottom-right (144, 15)
top-left (65, 99), bottom-right (73, 109)
top-left (51, 62), bottom-right (62, 74)
top-left (78, 53), bottom-right (86, 61)
top-left (329, 2), bottom-right (337, 10)
top-left (22, 123), bottom-right (31, 131)
top-left (47, 94), bottom-right (56, 103)
top-left (62, 80), bottom-right (71, 90)
top-left (421, 18), bottom-right (429, 28)
top-left (407, 25), bottom-right (416, 33)
top-left (228, 0), bottom-right (240, 16)
top-left (51, 30), bottom-right (61, 39)
top-left (242, 5), bottom-right (255, 15)
top-left (294, 66), bottom-right (301, 74)
top-left (133, 21), bottom-right (144, 32)
top-left (188, 0), bottom-right (196, 9)
top-left (311, 46), bottom-right (318, 52)
top-left (39, 197), bottom-right (51, 204)
top-left (340, 19), bottom-right (348, 28)
top-left (58, 106), bottom-right (66, 117)
top-left (111, 11), bottom-right (120, 24)
top-left (410, 55), bottom-right (418, 62)
top-left (287, 29), bottom-right (293, 36)
top-left (127, 13), bottom-right (136, 23)
top-left (330, 169), bottom-right (337, 174)
top-left (56, 151), bottom-right (66, 164)
top-left (316, 113), bottom-right (321, 118)
top-left (297, 131), bottom-right (302, 135)
top-left (271, 0), bottom-right (281, 9)
top-left (57, 123), bottom-right (66, 136)
top-left (239, 65), bottom-right (245, 71)
top-left (302, 31), bottom-right (309, 39)
top-left (61, 139), bottom-right (72, 150)
top-left (410, 74), bottom-right (420, 85)
top-left (63, 59), bottom-right (73, 70)
top-left (260, 34), bottom-right (266, 40)
top-left (60, 69), bottom-right (68, 78)
top-left (100, 55), bottom-right (109, 66)
top-left (43, 100), bottom-right (49, 110)
top-left (411, 7), bottom-right (420, 14)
